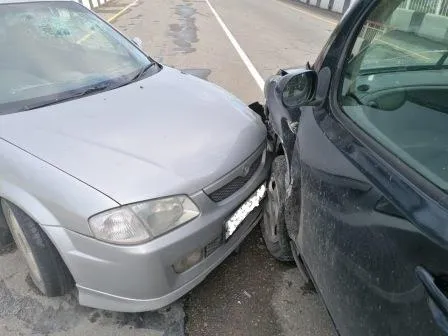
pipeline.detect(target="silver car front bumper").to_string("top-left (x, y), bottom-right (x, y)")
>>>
top-left (44, 145), bottom-right (272, 312)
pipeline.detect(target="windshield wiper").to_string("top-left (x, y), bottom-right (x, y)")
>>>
top-left (17, 64), bottom-right (158, 112)
top-left (436, 51), bottom-right (448, 67)
top-left (130, 63), bottom-right (157, 82)
top-left (360, 63), bottom-right (448, 76)
top-left (19, 82), bottom-right (116, 111)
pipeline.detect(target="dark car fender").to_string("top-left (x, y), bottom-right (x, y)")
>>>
top-left (264, 73), bottom-right (300, 173)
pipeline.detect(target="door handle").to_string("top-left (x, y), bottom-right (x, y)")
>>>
top-left (416, 266), bottom-right (448, 333)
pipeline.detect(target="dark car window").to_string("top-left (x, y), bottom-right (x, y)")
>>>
top-left (0, 1), bottom-right (152, 114)
top-left (340, 0), bottom-right (448, 191)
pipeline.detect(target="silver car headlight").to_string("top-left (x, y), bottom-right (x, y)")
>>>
top-left (89, 196), bottom-right (200, 245)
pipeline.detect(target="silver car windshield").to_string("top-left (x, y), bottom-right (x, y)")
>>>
top-left (0, 1), bottom-right (154, 114)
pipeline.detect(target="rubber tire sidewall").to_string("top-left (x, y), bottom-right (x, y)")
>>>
top-left (0, 206), bottom-right (14, 250)
top-left (0, 200), bottom-right (73, 296)
top-left (261, 156), bottom-right (293, 262)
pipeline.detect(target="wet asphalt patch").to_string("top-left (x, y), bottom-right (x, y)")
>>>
top-left (168, 1), bottom-right (199, 53)
top-left (180, 68), bottom-right (212, 80)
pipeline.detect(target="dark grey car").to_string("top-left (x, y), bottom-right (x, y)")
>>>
top-left (261, 0), bottom-right (448, 335)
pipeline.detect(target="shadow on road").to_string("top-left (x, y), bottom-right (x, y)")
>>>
top-left (184, 226), bottom-right (294, 336)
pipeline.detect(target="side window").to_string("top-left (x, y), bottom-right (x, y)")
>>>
top-left (341, 0), bottom-right (448, 190)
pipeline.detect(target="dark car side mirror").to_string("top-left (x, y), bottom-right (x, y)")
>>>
top-left (275, 69), bottom-right (318, 109)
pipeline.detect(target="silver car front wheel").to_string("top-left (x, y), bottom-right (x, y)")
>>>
top-left (0, 200), bottom-right (73, 296)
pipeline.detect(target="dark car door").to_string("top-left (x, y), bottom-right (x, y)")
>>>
top-left (293, 0), bottom-right (448, 335)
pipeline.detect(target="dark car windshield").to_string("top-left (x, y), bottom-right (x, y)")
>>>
top-left (353, 23), bottom-right (448, 74)
top-left (0, 1), bottom-right (153, 114)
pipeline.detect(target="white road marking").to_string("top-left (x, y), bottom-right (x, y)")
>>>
top-left (78, 0), bottom-right (138, 44)
top-left (204, 0), bottom-right (265, 92)
top-left (107, 0), bottom-right (139, 22)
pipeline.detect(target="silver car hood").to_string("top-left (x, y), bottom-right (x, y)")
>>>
top-left (0, 67), bottom-right (266, 204)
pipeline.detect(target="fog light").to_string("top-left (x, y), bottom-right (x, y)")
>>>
top-left (173, 248), bottom-right (204, 273)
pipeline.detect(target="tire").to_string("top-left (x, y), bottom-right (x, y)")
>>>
top-left (0, 206), bottom-right (14, 250)
top-left (261, 155), bottom-right (294, 262)
top-left (0, 200), bottom-right (74, 296)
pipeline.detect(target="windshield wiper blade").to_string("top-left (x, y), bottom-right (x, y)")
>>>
top-left (130, 63), bottom-right (157, 82)
top-left (436, 51), bottom-right (448, 67)
top-left (19, 82), bottom-right (115, 111)
top-left (17, 64), bottom-right (157, 113)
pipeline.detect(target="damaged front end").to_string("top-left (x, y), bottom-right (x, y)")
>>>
top-left (254, 67), bottom-right (320, 267)
top-left (248, 101), bottom-right (276, 154)
top-left (248, 67), bottom-right (318, 181)
top-left (261, 68), bottom-right (317, 171)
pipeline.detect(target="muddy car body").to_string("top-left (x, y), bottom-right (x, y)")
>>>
top-left (262, 0), bottom-right (448, 335)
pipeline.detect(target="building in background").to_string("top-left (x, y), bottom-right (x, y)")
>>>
top-left (298, 0), bottom-right (448, 16)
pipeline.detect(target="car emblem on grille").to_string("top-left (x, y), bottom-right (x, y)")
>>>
top-left (242, 164), bottom-right (251, 177)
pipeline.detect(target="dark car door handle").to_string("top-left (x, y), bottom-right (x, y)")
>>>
top-left (416, 266), bottom-right (448, 333)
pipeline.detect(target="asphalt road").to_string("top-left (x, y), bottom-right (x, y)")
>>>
top-left (0, 0), bottom-right (340, 335)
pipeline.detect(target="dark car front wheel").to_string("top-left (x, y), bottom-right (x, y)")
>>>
top-left (261, 155), bottom-right (294, 262)
top-left (0, 200), bottom-right (74, 296)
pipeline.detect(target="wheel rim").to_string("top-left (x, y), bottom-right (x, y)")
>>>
top-left (263, 173), bottom-right (282, 243)
top-left (1, 201), bottom-right (45, 293)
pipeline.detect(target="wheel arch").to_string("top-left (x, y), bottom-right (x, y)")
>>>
top-left (275, 141), bottom-right (293, 187)
top-left (0, 180), bottom-right (63, 228)
top-left (0, 182), bottom-right (75, 281)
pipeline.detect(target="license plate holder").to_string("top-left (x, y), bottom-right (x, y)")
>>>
top-left (224, 184), bottom-right (266, 240)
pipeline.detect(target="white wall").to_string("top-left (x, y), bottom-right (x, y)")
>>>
top-left (77, 0), bottom-right (108, 10)
top-left (297, 0), bottom-right (351, 14)
top-left (332, 0), bottom-right (346, 13)
top-left (319, 0), bottom-right (331, 10)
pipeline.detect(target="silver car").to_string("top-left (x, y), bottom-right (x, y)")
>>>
top-left (0, 0), bottom-right (270, 312)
